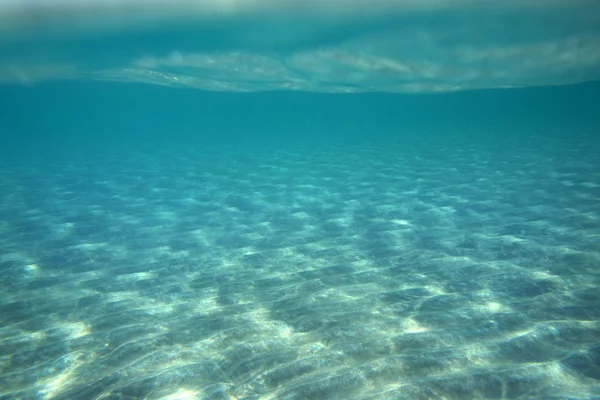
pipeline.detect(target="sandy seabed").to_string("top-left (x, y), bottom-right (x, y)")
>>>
top-left (1, 126), bottom-right (599, 400)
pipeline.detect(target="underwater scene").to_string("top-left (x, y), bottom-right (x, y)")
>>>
top-left (1, 1), bottom-right (600, 399)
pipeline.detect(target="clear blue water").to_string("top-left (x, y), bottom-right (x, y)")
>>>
top-left (1, 2), bottom-right (600, 399)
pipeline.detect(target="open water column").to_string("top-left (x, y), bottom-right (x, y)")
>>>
top-left (1, 1), bottom-right (600, 399)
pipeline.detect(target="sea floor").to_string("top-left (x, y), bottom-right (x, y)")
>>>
top-left (1, 126), bottom-right (599, 399)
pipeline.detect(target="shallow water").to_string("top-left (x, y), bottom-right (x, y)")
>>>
top-left (1, 2), bottom-right (600, 399)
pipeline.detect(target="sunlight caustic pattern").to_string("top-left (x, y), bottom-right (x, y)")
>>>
top-left (1, 122), bottom-right (599, 399)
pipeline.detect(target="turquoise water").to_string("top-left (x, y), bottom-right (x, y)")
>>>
top-left (1, 2), bottom-right (600, 399)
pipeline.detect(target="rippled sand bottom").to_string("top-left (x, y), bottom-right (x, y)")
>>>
top-left (1, 126), bottom-right (599, 399)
